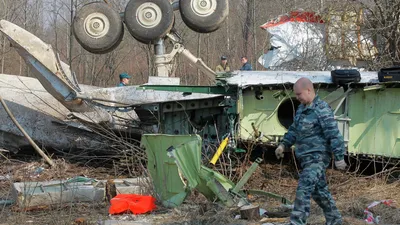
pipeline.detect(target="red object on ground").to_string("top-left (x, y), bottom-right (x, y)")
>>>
top-left (109, 194), bottom-right (156, 215)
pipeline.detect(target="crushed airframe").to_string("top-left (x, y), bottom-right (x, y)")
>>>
top-left (0, 20), bottom-right (221, 152)
top-left (0, 11), bottom-right (399, 160)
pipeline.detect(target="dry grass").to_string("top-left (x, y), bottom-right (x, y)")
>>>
top-left (242, 162), bottom-right (400, 225)
top-left (2, 159), bottom-right (113, 182)
top-left (0, 155), bottom-right (399, 225)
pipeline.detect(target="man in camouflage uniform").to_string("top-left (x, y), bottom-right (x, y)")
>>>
top-left (215, 56), bottom-right (231, 72)
top-left (275, 77), bottom-right (347, 225)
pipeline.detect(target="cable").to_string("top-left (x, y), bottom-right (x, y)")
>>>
top-left (291, 147), bottom-right (300, 175)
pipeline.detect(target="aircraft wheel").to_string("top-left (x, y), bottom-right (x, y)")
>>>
top-left (124, 0), bottom-right (174, 44)
top-left (180, 0), bottom-right (229, 33)
top-left (73, 2), bottom-right (124, 54)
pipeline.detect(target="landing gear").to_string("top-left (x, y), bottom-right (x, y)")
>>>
top-left (73, 2), bottom-right (124, 54)
top-left (124, 0), bottom-right (174, 44)
top-left (72, 0), bottom-right (229, 79)
top-left (180, 0), bottom-right (229, 33)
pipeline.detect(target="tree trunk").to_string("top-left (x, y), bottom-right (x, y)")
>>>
top-left (243, 0), bottom-right (252, 56)
top-left (1, 37), bottom-right (5, 74)
top-left (20, 0), bottom-right (28, 76)
top-left (252, 0), bottom-right (256, 70)
top-left (69, 0), bottom-right (74, 67)
top-left (197, 33), bottom-right (201, 85)
top-left (226, 15), bottom-right (230, 52)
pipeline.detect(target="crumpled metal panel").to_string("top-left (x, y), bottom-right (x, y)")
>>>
top-left (83, 86), bottom-right (222, 106)
top-left (142, 134), bottom-right (240, 208)
top-left (12, 177), bottom-right (147, 208)
top-left (225, 71), bottom-right (379, 88)
top-left (141, 135), bottom-right (196, 207)
top-left (0, 74), bottom-right (107, 151)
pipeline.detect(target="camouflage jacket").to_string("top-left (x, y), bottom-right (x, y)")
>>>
top-left (215, 64), bottom-right (230, 72)
top-left (281, 95), bottom-right (345, 161)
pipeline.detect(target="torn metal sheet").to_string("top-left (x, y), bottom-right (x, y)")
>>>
top-left (0, 74), bottom-right (107, 151)
top-left (141, 135), bottom-right (195, 208)
top-left (0, 19), bottom-right (221, 110)
top-left (12, 177), bottom-right (148, 208)
top-left (82, 86), bottom-right (222, 106)
top-left (142, 134), bottom-right (281, 208)
top-left (225, 70), bottom-right (379, 87)
top-left (0, 20), bottom-right (220, 131)
top-left (0, 20), bottom-right (86, 111)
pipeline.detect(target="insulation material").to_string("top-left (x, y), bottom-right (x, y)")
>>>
top-left (259, 11), bottom-right (325, 69)
top-left (259, 10), bottom-right (378, 69)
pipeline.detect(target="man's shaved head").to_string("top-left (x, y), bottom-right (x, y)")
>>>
top-left (294, 77), bottom-right (314, 91)
top-left (293, 77), bottom-right (315, 105)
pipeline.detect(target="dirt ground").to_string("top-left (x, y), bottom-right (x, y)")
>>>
top-left (0, 157), bottom-right (399, 225)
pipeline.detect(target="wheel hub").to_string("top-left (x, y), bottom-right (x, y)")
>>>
top-left (191, 0), bottom-right (217, 17)
top-left (136, 3), bottom-right (162, 28)
top-left (84, 13), bottom-right (110, 38)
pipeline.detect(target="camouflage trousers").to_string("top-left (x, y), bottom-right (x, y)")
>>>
top-left (290, 153), bottom-right (342, 225)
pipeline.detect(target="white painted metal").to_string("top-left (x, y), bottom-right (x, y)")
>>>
top-left (226, 70), bottom-right (379, 87)
top-left (0, 75), bottom-right (107, 151)
top-left (84, 12), bottom-right (111, 38)
top-left (12, 178), bottom-right (149, 208)
top-left (190, 0), bottom-right (217, 17)
top-left (136, 3), bottom-right (162, 28)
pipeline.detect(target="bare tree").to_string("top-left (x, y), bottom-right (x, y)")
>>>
top-left (358, 0), bottom-right (400, 67)
top-left (1, 0), bottom-right (399, 85)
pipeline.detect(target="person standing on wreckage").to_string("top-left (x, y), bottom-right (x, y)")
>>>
top-left (275, 77), bottom-right (347, 225)
top-left (117, 72), bottom-right (131, 87)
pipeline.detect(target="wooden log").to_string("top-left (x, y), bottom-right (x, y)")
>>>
top-left (240, 204), bottom-right (260, 221)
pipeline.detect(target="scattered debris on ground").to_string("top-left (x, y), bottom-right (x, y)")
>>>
top-left (0, 157), bottom-right (398, 225)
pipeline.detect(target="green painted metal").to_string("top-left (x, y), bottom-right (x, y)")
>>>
top-left (141, 134), bottom-right (238, 207)
top-left (141, 134), bottom-right (199, 207)
top-left (166, 136), bottom-right (202, 190)
top-left (167, 136), bottom-right (237, 207)
top-left (239, 89), bottom-right (289, 141)
top-left (347, 89), bottom-right (400, 157)
top-left (238, 86), bottom-right (400, 158)
top-left (231, 158), bottom-right (262, 193)
top-left (141, 133), bottom-right (296, 208)
top-left (142, 134), bottom-right (274, 208)
top-left (239, 89), bottom-right (332, 141)
top-left (138, 85), bottom-right (235, 95)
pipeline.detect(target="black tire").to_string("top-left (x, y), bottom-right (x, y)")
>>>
top-left (73, 2), bottom-right (123, 54)
top-left (94, 26), bottom-right (125, 54)
top-left (180, 0), bottom-right (229, 33)
top-left (124, 0), bottom-right (174, 44)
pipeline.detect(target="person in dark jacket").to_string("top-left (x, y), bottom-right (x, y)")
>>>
top-left (240, 56), bottom-right (252, 71)
top-left (275, 77), bottom-right (347, 225)
top-left (117, 73), bottom-right (131, 87)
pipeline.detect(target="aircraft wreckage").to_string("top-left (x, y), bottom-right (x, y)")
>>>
top-left (0, 0), bottom-right (399, 161)
top-left (0, 20), bottom-right (221, 152)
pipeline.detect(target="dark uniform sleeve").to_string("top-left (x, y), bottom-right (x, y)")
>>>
top-left (317, 103), bottom-right (345, 161)
top-left (281, 123), bottom-right (296, 149)
top-left (244, 64), bottom-right (252, 71)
